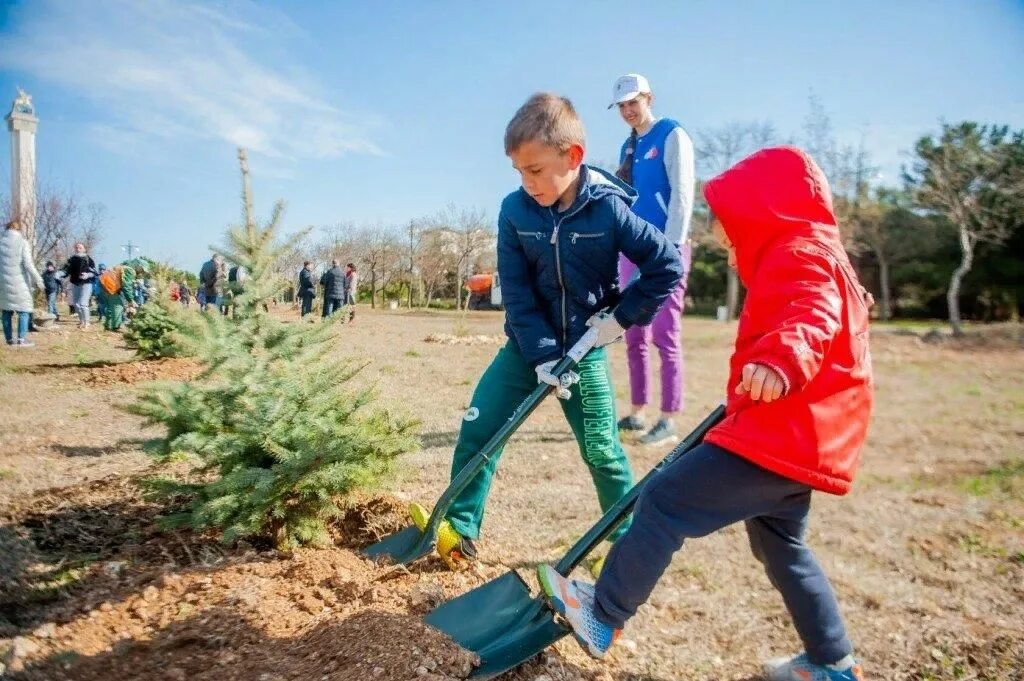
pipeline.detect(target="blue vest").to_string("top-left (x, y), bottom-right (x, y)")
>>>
top-left (619, 118), bottom-right (680, 234)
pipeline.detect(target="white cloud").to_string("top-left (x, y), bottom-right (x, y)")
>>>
top-left (0, 0), bottom-right (382, 160)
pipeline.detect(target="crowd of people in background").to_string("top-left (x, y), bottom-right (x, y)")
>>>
top-left (0, 217), bottom-right (159, 347)
top-left (1, 219), bottom-right (368, 349)
top-left (193, 253), bottom-right (259, 317)
top-left (302, 259), bottom-right (357, 322)
top-left (182, 255), bottom-right (359, 323)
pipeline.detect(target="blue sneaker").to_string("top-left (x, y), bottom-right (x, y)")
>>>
top-left (764, 653), bottom-right (864, 680)
top-left (638, 418), bottom-right (677, 446)
top-left (536, 564), bottom-right (620, 658)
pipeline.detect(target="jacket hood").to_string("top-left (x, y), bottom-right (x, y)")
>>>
top-left (703, 146), bottom-right (839, 284)
top-left (580, 164), bottom-right (637, 206)
top-left (519, 164), bottom-right (637, 213)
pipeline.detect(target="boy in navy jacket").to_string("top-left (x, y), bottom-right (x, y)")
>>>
top-left (410, 93), bottom-right (683, 567)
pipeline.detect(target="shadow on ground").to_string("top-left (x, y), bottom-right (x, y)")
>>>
top-left (19, 359), bottom-right (124, 373)
top-left (48, 439), bottom-right (143, 458)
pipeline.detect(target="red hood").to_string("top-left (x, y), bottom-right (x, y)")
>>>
top-left (703, 146), bottom-right (840, 284)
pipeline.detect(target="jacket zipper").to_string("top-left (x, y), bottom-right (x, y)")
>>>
top-left (549, 202), bottom-right (588, 347)
top-left (569, 232), bottom-right (602, 245)
top-left (516, 231), bottom-right (543, 238)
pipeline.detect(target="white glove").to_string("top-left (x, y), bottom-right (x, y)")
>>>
top-left (80, 272), bottom-right (94, 280)
top-left (586, 311), bottom-right (626, 347)
top-left (536, 360), bottom-right (578, 400)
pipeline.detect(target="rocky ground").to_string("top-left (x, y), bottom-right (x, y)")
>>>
top-left (1, 310), bottom-right (1022, 680)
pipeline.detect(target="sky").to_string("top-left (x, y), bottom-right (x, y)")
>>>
top-left (1, 0), bottom-right (1023, 270)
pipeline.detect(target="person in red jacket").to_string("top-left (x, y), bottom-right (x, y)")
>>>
top-left (537, 147), bottom-right (873, 681)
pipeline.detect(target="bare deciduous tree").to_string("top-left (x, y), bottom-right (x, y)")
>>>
top-left (800, 94), bottom-right (882, 250)
top-left (355, 225), bottom-right (404, 309)
top-left (403, 219), bottom-right (429, 308)
top-left (849, 199), bottom-right (893, 319)
top-left (424, 204), bottom-right (493, 310)
top-left (851, 189), bottom-right (934, 321)
top-left (2, 185), bottom-right (106, 266)
top-left (274, 228), bottom-right (314, 302)
top-left (416, 228), bottom-right (456, 308)
top-left (302, 205), bottom-right (494, 310)
top-left (695, 121), bottom-right (777, 319)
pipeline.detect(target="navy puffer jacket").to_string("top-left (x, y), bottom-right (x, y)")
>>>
top-left (498, 165), bottom-right (684, 367)
top-left (320, 265), bottom-right (346, 299)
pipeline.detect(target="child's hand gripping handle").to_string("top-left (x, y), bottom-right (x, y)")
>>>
top-left (572, 305), bottom-right (624, 359)
top-left (535, 315), bottom-right (607, 400)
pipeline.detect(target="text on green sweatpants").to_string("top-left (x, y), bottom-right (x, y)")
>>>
top-left (446, 342), bottom-right (634, 542)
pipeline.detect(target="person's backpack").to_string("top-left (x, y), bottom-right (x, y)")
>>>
top-left (228, 266), bottom-right (239, 283)
top-left (99, 267), bottom-right (122, 295)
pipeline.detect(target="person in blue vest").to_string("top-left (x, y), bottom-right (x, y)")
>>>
top-left (611, 74), bottom-right (695, 446)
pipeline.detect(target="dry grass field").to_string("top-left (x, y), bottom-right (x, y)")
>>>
top-left (1, 309), bottom-right (1021, 680)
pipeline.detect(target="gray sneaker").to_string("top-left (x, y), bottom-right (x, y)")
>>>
top-left (15, 339), bottom-right (36, 348)
top-left (616, 414), bottom-right (646, 433)
top-left (638, 419), bottom-right (677, 446)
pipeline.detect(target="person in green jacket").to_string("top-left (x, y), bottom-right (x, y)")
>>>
top-left (100, 264), bottom-right (137, 331)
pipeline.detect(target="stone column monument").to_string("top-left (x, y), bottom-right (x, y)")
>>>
top-left (6, 88), bottom-right (38, 250)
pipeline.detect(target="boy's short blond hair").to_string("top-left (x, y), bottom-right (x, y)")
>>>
top-left (504, 93), bottom-right (586, 155)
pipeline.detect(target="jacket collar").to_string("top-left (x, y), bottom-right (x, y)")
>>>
top-left (519, 165), bottom-right (638, 217)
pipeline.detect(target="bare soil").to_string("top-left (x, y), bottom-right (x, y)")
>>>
top-left (1, 310), bottom-right (1022, 680)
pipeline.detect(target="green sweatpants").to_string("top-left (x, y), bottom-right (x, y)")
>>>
top-left (101, 291), bottom-right (125, 330)
top-left (446, 341), bottom-right (634, 541)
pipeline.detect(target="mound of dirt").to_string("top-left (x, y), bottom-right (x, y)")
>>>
top-left (7, 549), bottom-right (480, 681)
top-left (0, 474), bottom-right (229, 633)
top-left (423, 334), bottom-right (504, 346)
top-left (82, 358), bottom-right (201, 386)
top-left (0, 475), bottom-right (511, 681)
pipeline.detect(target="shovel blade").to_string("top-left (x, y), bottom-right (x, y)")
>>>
top-left (424, 571), bottom-right (567, 679)
top-left (362, 525), bottom-right (432, 564)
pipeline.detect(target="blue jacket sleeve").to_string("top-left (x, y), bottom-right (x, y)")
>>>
top-left (497, 210), bottom-right (561, 367)
top-left (611, 198), bottom-right (685, 328)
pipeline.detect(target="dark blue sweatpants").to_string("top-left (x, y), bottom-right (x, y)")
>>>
top-left (594, 442), bottom-right (853, 665)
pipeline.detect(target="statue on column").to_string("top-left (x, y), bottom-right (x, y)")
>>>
top-left (12, 88), bottom-right (34, 116)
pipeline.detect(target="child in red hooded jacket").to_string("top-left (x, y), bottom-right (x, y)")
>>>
top-left (537, 147), bottom-right (873, 681)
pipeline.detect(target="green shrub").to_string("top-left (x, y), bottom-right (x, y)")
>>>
top-left (127, 151), bottom-right (418, 549)
top-left (123, 288), bottom-right (191, 359)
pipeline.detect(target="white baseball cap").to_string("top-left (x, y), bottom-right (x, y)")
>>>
top-left (609, 73), bottom-right (652, 108)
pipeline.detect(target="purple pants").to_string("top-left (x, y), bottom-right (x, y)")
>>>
top-left (619, 244), bottom-right (690, 413)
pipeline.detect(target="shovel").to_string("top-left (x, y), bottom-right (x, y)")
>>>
top-left (363, 324), bottom-right (604, 565)
top-left (424, 404), bottom-right (727, 679)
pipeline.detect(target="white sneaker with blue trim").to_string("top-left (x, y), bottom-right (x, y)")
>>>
top-left (536, 564), bottom-right (621, 658)
top-left (764, 652), bottom-right (865, 680)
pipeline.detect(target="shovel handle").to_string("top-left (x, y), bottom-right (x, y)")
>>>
top-left (554, 404), bottom-right (727, 576)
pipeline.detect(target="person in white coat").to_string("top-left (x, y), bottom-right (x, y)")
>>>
top-left (0, 219), bottom-right (44, 347)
